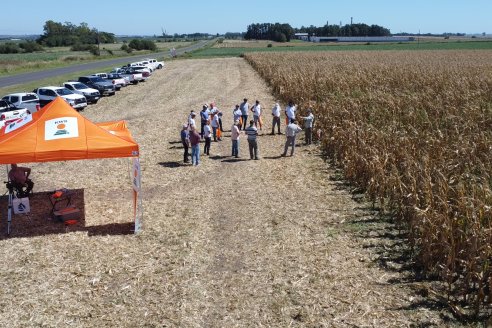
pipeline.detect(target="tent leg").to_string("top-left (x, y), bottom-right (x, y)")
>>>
top-left (7, 191), bottom-right (12, 235)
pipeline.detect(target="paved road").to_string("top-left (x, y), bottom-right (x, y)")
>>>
top-left (0, 39), bottom-right (211, 88)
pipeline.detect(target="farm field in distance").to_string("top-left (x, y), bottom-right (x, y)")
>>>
top-left (245, 49), bottom-right (492, 317)
top-left (0, 40), bottom-right (194, 76)
top-left (189, 38), bottom-right (492, 58)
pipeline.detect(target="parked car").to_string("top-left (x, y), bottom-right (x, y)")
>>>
top-left (34, 86), bottom-right (87, 110)
top-left (146, 58), bottom-right (164, 70)
top-left (108, 73), bottom-right (132, 85)
top-left (110, 68), bottom-right (144, 84)
top-left (124, 66), bottom-right (151, 80)
top-left (1, 92), bottom-right (40, 113)
top-left (0, 99), bottom-right (31, 128)
top-left (130, 62), bottom-right (154, 72)
top-left (63, 82), bottom-right (100, 104)
top-left (92, 73), bottom-right (126, 90)
top-left (78, 76), bottom-right (116, 96)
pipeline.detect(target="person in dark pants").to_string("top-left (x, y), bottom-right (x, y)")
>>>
top-left (203, 119), bottom-right (212, 155)
top-left (301, 108), bottom-right (314, 145)
top-left (200, 104), bottom-right (209, 138)
top-left (271, 102), bottom-right (282, 135)
top-left (240, 98), bottom-right (249, 130)
top-left (245, 120), bottom-right (259, 160)
top-left (180, 124), bottom-right (190, 163)
top-left (8, 163), bottom-right (34, 195)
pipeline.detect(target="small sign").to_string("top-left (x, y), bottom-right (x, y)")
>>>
top-left (45, 117), bottom-right (79, 141)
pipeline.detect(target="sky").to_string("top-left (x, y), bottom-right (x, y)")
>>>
top-left (1, 0), bottom-right (491, 36)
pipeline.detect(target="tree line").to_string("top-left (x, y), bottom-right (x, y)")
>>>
top-left (244, 22), bottom-right (391, 42)
top-left (0, 20), bottom-right (158, 55)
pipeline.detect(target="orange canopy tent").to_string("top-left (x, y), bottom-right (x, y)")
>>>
top-left (0, 97), bottom-right (142, 234)
top-left (0, 97), bottom-right (139, 162)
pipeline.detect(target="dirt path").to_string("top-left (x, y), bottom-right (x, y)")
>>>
top-left (0, 58), bottom-right (456, 327)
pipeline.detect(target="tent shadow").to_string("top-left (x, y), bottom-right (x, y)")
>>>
top-left (0, 188), bottom-right (135, 239)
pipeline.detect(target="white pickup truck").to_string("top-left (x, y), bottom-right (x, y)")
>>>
top-left (146, 58), bottom-right (164, 70)
top-left (34, 86), bottom-right (87, 111)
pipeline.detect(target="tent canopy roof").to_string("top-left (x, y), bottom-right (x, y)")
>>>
top-left (0, 97), bottom-right (139, 164)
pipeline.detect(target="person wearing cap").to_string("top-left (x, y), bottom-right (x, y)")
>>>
top-left (233, 104), bottom-right (242, 127)
top-left (231, 120), bottom-right (241, 158)
top-left (203, 119), bottom-right (212, 156)
top-left (281, 119), bottom-right (303, 157)
top-left (301, 108), bottom-right (315, 145)
top-left (180, 124), bottom-right (190, 163)
top-left (188, 111), bottom-right (197, 130)
top-left (189, 126), bottom-right (201, 166)
top-left (200, 104), bottom-right (209, 138)
top-left (239, 98), bottom-right (249, 130)
top-left (271, 102), bottom-right (282, 135)
top-left (245, 120), bottom-right (259, 160)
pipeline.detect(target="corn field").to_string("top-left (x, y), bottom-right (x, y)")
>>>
top-left (245, 50), bottom-right (492, 315)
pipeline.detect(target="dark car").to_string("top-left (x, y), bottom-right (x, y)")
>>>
top-left (77, 76), bottom-right (115, 96)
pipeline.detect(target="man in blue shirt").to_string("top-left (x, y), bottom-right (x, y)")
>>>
top-left (200, 104), bottom-right (209, 138)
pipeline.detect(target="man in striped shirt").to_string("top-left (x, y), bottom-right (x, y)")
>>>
top-left (245, 120), bottom-right (259, 160)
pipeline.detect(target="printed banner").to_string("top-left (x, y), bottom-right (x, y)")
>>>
top-left (5, 115), bottom-right (33, 134)
top-left (132, 157), bottom-right (143, 234)
top-left (45, 117), bottom-right (79, 141)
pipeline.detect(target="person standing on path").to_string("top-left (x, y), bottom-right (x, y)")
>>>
top-left (188, 111), bottom-right (197, 130)
top-left (301, 108), bottom-right (315, 145)
top-left (245, 120), bottom-right (259, 160)
top-left (271, 102), bottom-right (282, 135)
top-left (240, 98), bottom-right (249, 130)
top-left (285, 100), bottom-right (297, 125)
top-left (211, 111), bottom-right (220, 141)
top-left (203, 119), bottom-right (212, 155)
top-left (189, 127), bottom-right (201, 166)
top-left (180, 124), bottom-right (190, 163)
top-left (251, 100), bottom-right (262, 130)
top-left (281, 119), bottom-right (303, 157)
top-left (231, 120), bottom-right (241, 158)
top-left (233, 104), bottom-right (242, 126)
top-left (200, 104), bottom-right (209, 138)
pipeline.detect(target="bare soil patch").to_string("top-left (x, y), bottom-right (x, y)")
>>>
top-left (0, 58), bottom-right (463, 327)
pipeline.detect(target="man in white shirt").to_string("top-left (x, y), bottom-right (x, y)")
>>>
top-left (285, 101), bottom-right (296, 124)
top-left (281, 119), bottom-right (303, 157)
top-left (251, 100), bottom-right (262, 130)
top-left (188, 111), bottom-right (197, 130)
top-left (271, 102), bottom-right (281, 135)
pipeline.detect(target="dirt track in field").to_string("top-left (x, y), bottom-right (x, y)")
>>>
top-left (0, 58), bottom-right (458, 327)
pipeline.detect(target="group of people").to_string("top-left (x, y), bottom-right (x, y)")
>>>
top-left (180, 99), bottom-right (315, 166)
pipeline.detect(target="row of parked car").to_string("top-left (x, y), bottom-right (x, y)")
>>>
top-left (0, 58), bottom-right (164, 128)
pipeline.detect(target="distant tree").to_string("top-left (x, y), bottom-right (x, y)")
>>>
top-left (18, 41), bottom-right (43, 53)
top-left (244, 23), bottom-right (294, 42)
top-left (128, 39), bottom-right (157, 51)
top-left (0, 42), bottom-right (21, 54)
top-left (37, 20), bottom-right (115, 47)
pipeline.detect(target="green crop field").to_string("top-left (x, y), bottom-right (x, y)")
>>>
top-left (189, 40), bottom-right (492, 58)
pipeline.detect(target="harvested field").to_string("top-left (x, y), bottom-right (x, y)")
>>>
top-left (0, 58), bottom-right (464, 327)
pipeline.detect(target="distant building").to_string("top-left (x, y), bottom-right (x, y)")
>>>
top-left (294, 33), bottom-right (309, 41)
top-left (309, 36), bottom-right (414, 43)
